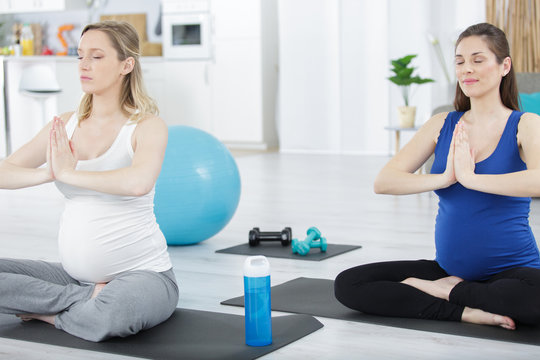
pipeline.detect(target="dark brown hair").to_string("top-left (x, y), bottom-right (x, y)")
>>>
top-left (453, 23), bottom-right (520, 112)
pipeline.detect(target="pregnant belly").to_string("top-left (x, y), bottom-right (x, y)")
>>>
top-left (57, 202), bottom-right (158, 283)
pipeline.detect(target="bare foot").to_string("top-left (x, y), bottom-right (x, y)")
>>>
top-left (401, 276), bottom-right (463, 301)
top-left (462, 307), bottom-right (516, 330)
top-left (91, 283), bottom-right (107, 299)
top-left (16, 313), bottom-right (56, 325)
top-left (14, 283), bottom-right (107, 325)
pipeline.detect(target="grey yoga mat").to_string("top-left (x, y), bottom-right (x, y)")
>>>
top-left (216, 243), bottom-right (361, 261)
top-left (0, 308), bottom-right (323, 360)
top-left (221, 277), bottom-right (540, 346)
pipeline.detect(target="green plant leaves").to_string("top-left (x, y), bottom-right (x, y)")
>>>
top-left (389, 54), bottom-right (434, 105)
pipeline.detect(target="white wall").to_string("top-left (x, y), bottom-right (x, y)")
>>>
top-left (340, 0), bottom-right (388, 155)
top-left (388, 0), bottom-right (432, 128)
top-left (428, 0), bottom-right (486, 108)
top-left (4, 0), bottom-right (488, 155)
top-left (277, 0), bottom-right (390, 154)
top-left (277, 0), bottom-right (341, 153)
top-left (278, 0), bottom-right (486, 155)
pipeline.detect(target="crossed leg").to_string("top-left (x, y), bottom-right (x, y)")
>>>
top-left (334, 260), bottom-right (529, 330)
top-left (0, 258), bottom-right (179, 342)
top-left (401, 276), bottom-right (515, 330)
top-left (17, 282), bottom-right (107, 325)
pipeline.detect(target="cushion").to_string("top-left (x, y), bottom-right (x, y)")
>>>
top-left (519, 92), bottom-right (540, 115)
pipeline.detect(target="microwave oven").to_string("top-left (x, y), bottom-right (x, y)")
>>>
top-left (162, 12), bottom-right (212, 59)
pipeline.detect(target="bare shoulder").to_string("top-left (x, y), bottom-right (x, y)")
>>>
top-left (133, 114), bottom-right (168, 144)
top-left (418, 111), bottom-right (449, 142)
top-left (40, 111), bottom-right (74, 130)
top-left (135, 114), bottom-right (167, 130)
top-left (59, 111), bottom-right (75, 122)
top-left (518, 112), bottom-right (540, 130)
top-left (423, 111), bottom-right (449, 128)
top-left (517, 112), bottom-right (540, 146)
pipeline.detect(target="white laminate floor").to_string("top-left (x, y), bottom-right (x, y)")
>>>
top-left (1, 152), bottom-right (540, 359)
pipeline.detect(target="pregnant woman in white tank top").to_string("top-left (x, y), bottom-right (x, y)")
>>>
top-left (0, 21), bottom-right (178, 342)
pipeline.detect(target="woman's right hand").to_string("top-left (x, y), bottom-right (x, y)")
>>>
top-left (49, 116), bottom-right (78, 182)
top-left (441, 124), bottom-right (458, 188)
top-left (373, 112), bottom-right (451, 195)
top-left (46, 119), bottom-right (55, 181)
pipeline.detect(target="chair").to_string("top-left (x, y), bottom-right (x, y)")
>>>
top-left (19, 64), bottom-right (62, 126)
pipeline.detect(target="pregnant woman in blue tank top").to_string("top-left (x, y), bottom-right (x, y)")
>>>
top-left (335, 23), bottom-right (540, 330)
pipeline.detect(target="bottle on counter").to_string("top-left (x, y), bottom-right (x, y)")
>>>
top-left (20, 24), bottom-right (34, 56)
top-left (243, 255), bottom-right (272, 346)
top-left (10, 40), bottom-right (21, 56)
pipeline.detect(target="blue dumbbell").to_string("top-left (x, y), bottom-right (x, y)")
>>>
top-left (292, 227), bottom-right (327, 255)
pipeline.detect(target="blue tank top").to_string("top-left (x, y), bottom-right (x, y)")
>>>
top-left (431, 111), bottom-right (540, 281)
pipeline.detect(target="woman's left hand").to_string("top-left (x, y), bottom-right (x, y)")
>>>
top-left (453, 121), bottom-right (476, 186)
top-left (49, 116), bottom-right (77, 180)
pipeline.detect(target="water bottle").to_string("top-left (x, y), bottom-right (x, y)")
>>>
top-left (20, 24), bottom-right (34, 56)
top-left (243, 255), bottom-right (272, 346)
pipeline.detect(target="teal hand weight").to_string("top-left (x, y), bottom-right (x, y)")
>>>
top-left (292, 227), bottom-right (327, 256)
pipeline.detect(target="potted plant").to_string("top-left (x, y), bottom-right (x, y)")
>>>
top-left (388, 54), bottom-right (434, 127)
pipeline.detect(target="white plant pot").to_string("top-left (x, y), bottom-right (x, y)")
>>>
top-left (397, 106), bottom-right (416, 128)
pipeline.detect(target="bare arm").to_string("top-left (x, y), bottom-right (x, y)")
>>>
top-left (455, 112), bottom-right (540, 197)
top-left (0, 112), bottom-right (73, 189)
top-left (51, 115), bottom-right (168, 196)
top-left (374, 112), bottom-right (457, 195)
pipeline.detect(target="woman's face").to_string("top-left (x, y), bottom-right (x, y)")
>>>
top-left (454, 35), bottom-right (510, 99)
top-left (77, 30), bottom-right (132, 95)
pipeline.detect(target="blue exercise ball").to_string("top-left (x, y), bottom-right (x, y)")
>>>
top-left (154, 126), bottom-right (241, 245)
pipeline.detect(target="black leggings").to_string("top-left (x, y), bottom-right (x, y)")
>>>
top-left (334, 260), bottom-right (540, 325)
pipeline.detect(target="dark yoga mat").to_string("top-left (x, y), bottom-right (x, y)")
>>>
top-left (222, 277), bottom-right (540, 346)
top-left (0, 308), bottom-right (323, 360)
top-left (216, 243), bottom-right (361, 261)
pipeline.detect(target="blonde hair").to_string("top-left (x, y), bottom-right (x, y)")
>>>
top-left (77, 20), bottom-right (158, 124)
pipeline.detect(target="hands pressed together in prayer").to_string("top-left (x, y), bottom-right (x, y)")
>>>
top-left (47, 117), bottom-right (77, 181)
top-left (444, 121), bottom-right (476, 188)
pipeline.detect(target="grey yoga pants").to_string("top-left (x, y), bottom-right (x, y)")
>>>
top-left (0, 258), bottom-right (179, 342)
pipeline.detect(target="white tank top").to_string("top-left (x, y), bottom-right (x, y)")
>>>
top-left (55, 114), bottom-right (172, 283)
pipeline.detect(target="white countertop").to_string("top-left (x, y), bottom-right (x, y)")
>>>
top-left (2, 56), bottom-right (165, 63)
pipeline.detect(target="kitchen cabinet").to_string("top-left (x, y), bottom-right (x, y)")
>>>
top-left (211, 39), bottom-right (263, 143)
top-left (211, 0), bottom-right (261, 39)
top-left (157, 0), bottom-right (278, 148)
top-left (3, 0), bottom-right (278, 152)
top-left (141, 60), bottom-right (166, 121)
top-left (56, 58), bottom-right (167, 119)
top-left (154, 52), bottom-right (276, 148)
top-left (3, 57), bottom-right (214, 154)
top-left (4, 57), bottom-right (59, 153)
top-left (209, 0), bottom-right (278, 148)
top-left (160, 61), bottom-right (212, 133)
top-left (55, 60), bottom-right (82, 115)
top-left (155, 0), bottom-right (278, 148)
top-left (4, 53), bottom-right (277, 154)
top-left (0, 0), bottom-right (85, 13)
top-left (1, 0), bottom-right (278, 151)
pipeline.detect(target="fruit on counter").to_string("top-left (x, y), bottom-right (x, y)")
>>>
top-left (41, 46), bottom-right (54, 55)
